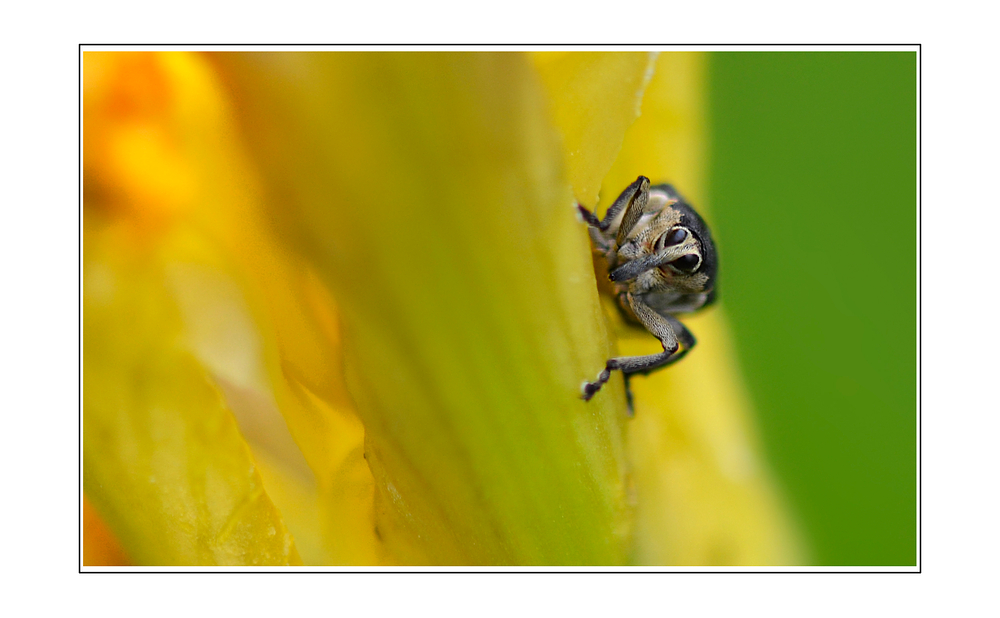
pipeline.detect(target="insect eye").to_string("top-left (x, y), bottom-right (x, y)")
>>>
top-left (671, 254), bottom-right (701, 273)
top-left (661, 227), bottom-right (688, 247)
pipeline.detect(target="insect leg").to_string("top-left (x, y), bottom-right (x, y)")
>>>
top-left (622, 374), bottom-right (635, 416)
top-left (582, 293), bottom-right (687, 403)
top-left (613, 176), bottom-right (650, 246)
top-left (576, 203), bottom-right (603, 228)
top-left (576, 176), bottom-right (649, 236)
top-left (631, 313), bottom-right (696, 375)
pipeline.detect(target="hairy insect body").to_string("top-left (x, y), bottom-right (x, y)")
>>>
top-left (577, 176), bottom-right (718, 415)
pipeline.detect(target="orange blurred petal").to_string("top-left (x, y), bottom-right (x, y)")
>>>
top-left (83, 496), bottom-right (131, 567)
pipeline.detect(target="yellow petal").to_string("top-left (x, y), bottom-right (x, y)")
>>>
top-left (83, 218), bottom-right (301, 566)
top-left (602, 52), bottom-right (806, 565)
top-left (84, 51), bottom-right (377, 564)
top-left (532, 52), bottom-right (657, 208)
top-left (250, 447), bottom-right (324, 565)
top-left (215, 52), bottom-right (631, 565)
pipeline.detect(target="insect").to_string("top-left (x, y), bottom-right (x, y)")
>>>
top-left (577, 175), bottom-right (718, 415)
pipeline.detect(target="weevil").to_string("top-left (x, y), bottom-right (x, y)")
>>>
top-left (577, 175), bottom-right (718, 415)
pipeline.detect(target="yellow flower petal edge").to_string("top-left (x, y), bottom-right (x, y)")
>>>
top-left (532, 52), bottom-right (658, 208)
top-left (602, 52), bottom-right (807, 565)
top-left (214, 52), bottom-right (633, 565)
top-left (83, 218), bottom-right (301, 566)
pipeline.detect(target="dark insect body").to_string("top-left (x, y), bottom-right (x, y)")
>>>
top-left (577, 176), bottom-right (718, 416)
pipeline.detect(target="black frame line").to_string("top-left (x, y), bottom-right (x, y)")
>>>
top-left (78, 43), bottom-right (922, 575)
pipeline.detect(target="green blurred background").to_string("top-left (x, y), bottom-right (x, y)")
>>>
top-left (706, 52), bottom-right (917, 566)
